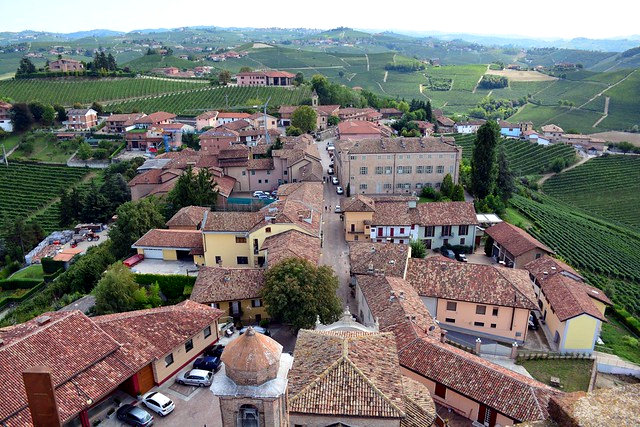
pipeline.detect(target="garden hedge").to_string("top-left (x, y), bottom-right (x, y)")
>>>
top-left (134, 274), bottom-right (196, 301)
top-left (0, 278), bottom-right (43, 291)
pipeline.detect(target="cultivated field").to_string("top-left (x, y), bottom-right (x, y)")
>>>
top-left (485, 69), bottom-right (557, 82)
top-left (543, 156), bottom-right (640, 231)
top-left (589, 131), bottom-right (640, 146)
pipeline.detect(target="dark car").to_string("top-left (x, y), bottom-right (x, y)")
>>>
top-left (193, 356), bottom-right (221, 372)
top-left (528, 313), bottom-right (540, 330)
top-left (203, 344), bottom-right (225, 358)
top-left (455, 252), bottom-right (468, 262)
top-left (116, 404), bottom-right (153, 427)
top-left (439, 247), bottom-right (456, 260)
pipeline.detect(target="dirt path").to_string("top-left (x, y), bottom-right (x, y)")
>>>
top-left (383, 71), bottom-right (388, 82)
top-left (577, 69), bottom-right (636, 109)
top-left (538, 155), bottom-right (590, 187)
top-left (346, 73), bottom-right (357, 82)
top-left (364, 54), bottom-right (370, 71)
top-left (376, 82), bottom-right (388, 94)
top-left (592, 96), bottom-right (610, 128)
top-left (392, 54), bottom-right (397, 65)
top-left (472, 64), bottom-right (490, 93)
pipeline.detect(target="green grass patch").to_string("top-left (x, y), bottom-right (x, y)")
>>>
top-left (9, 264), bottom-right (44, 280)
top-left (517, 358), bottom-right (593, 392)
top-left (599, 316), bottom-right (640, 364)
top-left (503, 206), bottom-right (532, 229)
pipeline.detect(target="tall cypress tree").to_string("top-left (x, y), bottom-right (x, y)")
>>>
top-left (496, 148), bottom-right (515, 201)
top-left (471, 120), bottom-right (500, 199)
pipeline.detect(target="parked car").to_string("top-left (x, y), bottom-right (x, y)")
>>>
top-left (203, 343), bottom-right (225, 358)
top-left (528, 313), bottom-right (539, 330)
top-left (258, 194), bottom-right (271, 200)
top-left (455, 252), bottom-right (468, 262)
top-left (193, 356), bottom-right (221, 372)
top-left (141, 391), bottom-right (175, 417)
top-left (175, 369), bottom-right (213, 387)
top-left (253, 191), bottom-right (265, 197)
top-left (271, 190), bottom-right (278, 197)
top-left (331, 176), bottom-right (339, 185)
top-left (335, 205), bottom-right (341, 213)
top-left (327, 167), bottom-right (334, 175)
top-left (116, 404), bottom-right (153, 427)
top-left (439, 247), bottom-right (456, 260)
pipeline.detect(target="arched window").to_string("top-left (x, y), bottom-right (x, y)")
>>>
top-left (237, 404), bottom-right (259, 427)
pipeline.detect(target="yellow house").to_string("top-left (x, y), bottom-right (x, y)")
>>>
top-left (201, 182), bottom-right (323, 268)
top-left (190, 266), bottom-right (268, 324)
top-left (525, 255), bottom-right (611, 354)
top-left (340, 194), bottom-right (376, 241)
top-left (406, 257), bottom-right (538, 344)
top-left (132, 229), bottom-right (205, 265)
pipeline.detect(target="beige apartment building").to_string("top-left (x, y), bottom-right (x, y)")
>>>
top-left (335, 137), bottom-right (461, 195)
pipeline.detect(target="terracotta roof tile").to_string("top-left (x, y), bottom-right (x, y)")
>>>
top-left (132, 229), bottom-right (203, 251)
top-left (349, 242), bottom-right (409, 277)
top-left (260, 229), bottom-right (321, 266)
top-left (191, 267), bottom-right (265, 303)
top-left (336, 136), bottom-right (458, 154)
top-left (135, 111), bottom-right (176, 124)
top-left (485, 222), bottom-right (554, 257)
top-left (416, 201), bottom-right (478, 226)
top-left (400, 376), bottom-right (437, 427)
top-left (166, 206), bottom-right (209, 229)
top-left (537, 274), bottom-right (607, 322)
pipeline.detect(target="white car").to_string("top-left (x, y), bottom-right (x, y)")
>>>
top-left (334, 205), bottom-right (341, 213)
top-left (253, 191), bottom-right (265, 197)
top-left (336, 186), bottom-right (344, 195)
top-left (141, 391), bottom-right (175, 416)
top-left (176, 369), bottom-right (213, 387)
top-left (327, 167), bottom-right (334, 175)
top-left (331, 176), bottom-right (339, 185)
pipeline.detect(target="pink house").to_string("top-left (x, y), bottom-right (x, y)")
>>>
top-left (236, 70), bottom-right (295, 87)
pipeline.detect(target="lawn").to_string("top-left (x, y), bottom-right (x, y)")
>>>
top-left (517, 358), bottom-right (593, 392)
top-left (599, 316), bottom-right (640, 365)
top-left (0, 134), bottom-right (22, 152)
top-left (9, 264), bottom-right (44, 280)
top-left (502, 206), bottom-right (532, 229)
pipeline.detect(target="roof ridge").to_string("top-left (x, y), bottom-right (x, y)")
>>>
top-left (0, 312), bottom-right (75, 351)
top-left (494, 267), bottom-right (537, 307)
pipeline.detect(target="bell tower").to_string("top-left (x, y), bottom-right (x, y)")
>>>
top-left (311, 90), bottom-right (319, 107)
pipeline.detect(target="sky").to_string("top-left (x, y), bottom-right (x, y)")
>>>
top-left (1, 0), bottom-right (639, 40)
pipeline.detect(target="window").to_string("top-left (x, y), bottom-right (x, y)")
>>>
top-left (437, 165), bottom-right (444, 174)
top-left (215, 256), bottom-right (222, 264)
top-left (361, 155), bottom-right (366, 160)
top-left (350, 155), bottom-right (357, 160)
top-left (445, 318), bottom-right (455, 323)
top-left (237, 256), bottom-right (249, 265)
top-left (435, 382), bottom-right (446, 399)
top-left (535, 253), bottom-right (542, 259)
top-left (242, 171), bottom-right (246, 176)
top-left (442, 225), bottom-right (451, 236)
top-left (251, 170), bottom-right (256, 175)
top-left (236, 236), bottom-right (247, 244)
top-left (416, 165), bottom-right (424, 174)
top-left (165, 354), bottom-right (174, 367)
top-left (258, 179), bottom-right (262, 184)
top-left (384, 166), bottom-right (392, 174)
top-left (185, 339), bottom-right (194, 352)
top-left (375, 166), bottom-right (384, 174)
top-left (400, 227), bottom-right (405, 234)
top-left (425, 166), bottom-right (433, 173)
top-left (359, 166), bottom-right (368, 175)
top-left (474, 321), bottom-right (485, 327)
top-left (210, 302), bottom-right (219, 309)
top-left (251, 299), bottom-right (262, 307)
top-left (396, 183), bottom-right (404, 189)
top-left (203, 326), bottom-right (211, 338)
top-left (492, 307), bottom-right (499, 316)
top-left (383, 183), bottom-right (392, 189)
top-left (446, 301), bottom-right (457, 311)
top-left (449, 165), bottom-right (454, 173)
top-left (476, 305), bottom-right (486, 315)
top-left (265, 227), bottom-right (271, 233)
top-left (359, 183), bottom-right (367, 190)
top-left (238, 404), bottom-right (259, 427)
top-left (490, 323), bottom-right (497, 328)
top-left (264, 179), bottom-right (268, 183)
top-left (284, 170), bottom-right (288, 175)
top-left (397, 166), bottom-right (404, 174)
top-left (416, 183), bottom-right (422, 189)
top-left (425, 226), bottom-right (435, 237)
top-left (458, 225), bottom-right (469, 235)
top-left (460, 238), bottom-right (465, 245)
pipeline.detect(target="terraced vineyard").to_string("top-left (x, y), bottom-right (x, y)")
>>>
top-left (0, 162), bottom-right (88, 231)
top-left (453, 134), bottom-right (576, 175)
top-left (105, 85), bottom-right (313, 116)
top-left (510, 193), bottom-right (640, 314)
top-left (543, 156), bottom-right (640, 231)
top-left (0, 77), bottom-right (206, 106)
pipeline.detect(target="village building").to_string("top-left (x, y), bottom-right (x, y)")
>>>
top-left (63, 108), bottom-right (98, 130)
top-left (105, 113), bottom-right (146, 134)
top-left (435, 115), bottom-right (455, 133)
top-left (0, 100), bottom-right (13, 132)
top-left (133, 111), bottom-right (176, 129)
top-left (379, 107), bottom-right (403, 118)
top-left (199, 128), bottom-right (239, 153)
top-left (216, 112), bottom-right (251, 125)
top-left (337, 107), bottom-right (382, 122)
top-left (335, 136), bottom-right (461, 195)
top-left (246, 112), bottom-right (278, 130)
top-left (455, 119), bottom-right (486, 134)
top-left (0, 301), bottom-right (223, 427)
top-left (337, 119), bottom-right (392, 140)
top-left (524, 255), bottom-right (611, 354)
top-left (195, 110), bottom-right (219, 131)
top-left (415, 120), bottom-right (435, 136)
top-left (236, 70), bottom-right (295, 86)
top-left (49, 58), bottom-right (84, 72)
top-left (165, 205), bottom-right (209, 230)
top-left (540, 124), bottom-right (564, 139)
top-left (485, 221), bottom-right (554, 268)
top-left (348, 241), bottom-right (410, 278)
top-left (406, 257), bottom-right (538, 343)
top-left (132, 228), bottom-right (205, 265)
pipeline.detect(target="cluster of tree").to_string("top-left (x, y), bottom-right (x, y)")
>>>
top-left (424, 76), bottom-right (452, 91)
top-left (86, 52), bottom-right (118, 72)
top-left (470, 121), bottom-right (515, 215)
top-left (164, 166), bottom-right (219, 219)
top-left (94, 263), bottom-right (162, 315)
top-left (290, 105), bottom-right (317, 134)
top-left (16, 57), bottom-right (36, 76)
top-left (10, 102), bottom-right (57, 131)
top-left (261, 257), bottom-right (342, 331)
top-left (557, 99), bottom-right (575, 107)
top-left (609, 141), bottom-right (640, 154)
top-left (419, 173), bottom-right (465, 202)
top-left (478, 75), bottom-right (508, 89)
top-left (218, 69), bottom-right (231, 85)
top-left (384, 61), bottom-right (426, 72)
top-left (181, 132), bottom-right (200, 150)
top-left (59, 158), bottom-right (143, 227)
top-left (468, 97), bottom-right (517, 120)
top-left (0, 219), bottom-right (45, 263)
top-left (310, 74), bottom-right (364, 107)
top-left (391, 99), bottom-right (434, 136)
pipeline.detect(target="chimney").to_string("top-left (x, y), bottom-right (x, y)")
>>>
top-left (510, 342), bottom-right (519, 360)
top-left (408, 199), bottom-right (417, 209)
top-left (475, 338), bottom-right (482, 354)
top-left (399, 291), bottom-right (405, 299)
top-left (23, 367), bottom-right (62, 427)
top-left (36, 316), bottom-right (51, 326)
top-left (389, 290), bottom-right (396, 302)
top-left (440, 330), bottom-right (447, 343)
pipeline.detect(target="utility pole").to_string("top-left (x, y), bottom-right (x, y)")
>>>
top-left (2, 144), bottom-right (7, 166)
top-left (263, 96), bottom-right (272, 145)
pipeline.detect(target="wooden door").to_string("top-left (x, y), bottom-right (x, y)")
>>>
top-left (137, 364), bottom-right (155, 394)
top-left (477, 404), bottom-right (497, 427)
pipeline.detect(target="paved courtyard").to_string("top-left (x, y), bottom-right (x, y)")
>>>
top-left (131, 258), bottom-right (199, 275)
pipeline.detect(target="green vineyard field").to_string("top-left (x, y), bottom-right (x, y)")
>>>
top-left (105, 85), bottom-right (313, 116)
top-left (510, 193), bottom-right (640, 314)
top-left (543, 156), bottom-right (640, 231)
top-left (453, 133), bottom-right (576, 175)
top-left (0, 162), bottom-right (89, 232)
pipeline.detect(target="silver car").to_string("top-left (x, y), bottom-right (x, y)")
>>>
top-left (175, 369), bottom-right (213, 387)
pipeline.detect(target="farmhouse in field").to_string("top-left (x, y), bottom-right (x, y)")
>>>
top-left (334, 136), bottom-right (462, 195)
top-left (49, 58), bottom-right (84, 72)
top-left (455, 119), bottom-right (486, 134)
top-left (236, 70), bottom-right (295, 86)
top-left (63, 108), bottom-right (98, 130)
top-left (485, 221), bottom-right (554, 268)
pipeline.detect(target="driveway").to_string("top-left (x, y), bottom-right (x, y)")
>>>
top-left (316, 137), bottom-right (354, 312)
top-left (131, 259), bottom-right (199, 275)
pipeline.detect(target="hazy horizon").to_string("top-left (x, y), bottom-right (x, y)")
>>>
top-left (2, 0), bottom-right (639, 40)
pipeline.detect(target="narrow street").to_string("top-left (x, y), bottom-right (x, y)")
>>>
top-left (317, 137), bottom-right (355, 312)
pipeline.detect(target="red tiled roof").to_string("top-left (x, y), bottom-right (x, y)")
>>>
top-left (416, 201), bottom-right (477, 226)
top-left (196, 111), bottom-right (218, 120)
top-left (534, 274), bottom-right (608, 322)
top-left (485, 222), bottom-right (554, 257)
top-left (338, 119), bottom-right (386, 135)
top-left (348, 242), bottom-right (409, 277)
top-left (260, 229), bottom-right (321, 266)
top-left (221, 119), bottom-right (252, 131)
top-left (436, 116), bottom-right (454, 126)
top-left (191, 267), bottom-right (265, 303)
top-left (217, 112), bottom-right (251, 119)
top-left (524, 255), bottom-right (583, 282)
top-left (166, 206), bottom-right (209, 229)
top-left (132, 229), bottom-right (203, 251)
top-left (406, 257), bottom-right (537, 309)
top-left (135, 111), bottom-right (176, 124)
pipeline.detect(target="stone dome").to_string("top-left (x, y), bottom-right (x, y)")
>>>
top-left (220, 327), bottom-right (283, 386)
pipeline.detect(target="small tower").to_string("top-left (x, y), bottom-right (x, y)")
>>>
top-left (311, 90), bottom-right (319, 107)
top-left (212, 327), bottom-right (291, 426)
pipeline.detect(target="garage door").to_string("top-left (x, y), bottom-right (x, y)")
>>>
top-left (137, 364), bottom-right (155, 394)
top-left (143, 249), bottom-right (163, 259)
